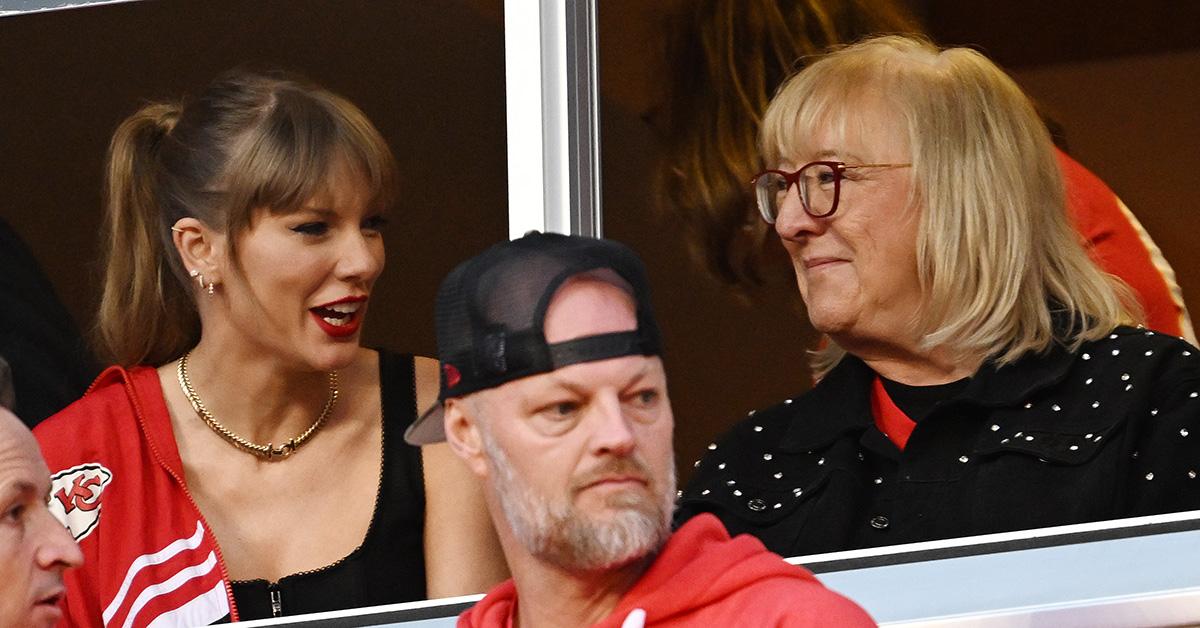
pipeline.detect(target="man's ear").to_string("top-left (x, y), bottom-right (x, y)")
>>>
top-left (444, 398), bottom-right (489, 478)
top-left (171, 217), bottom-right (225, 290)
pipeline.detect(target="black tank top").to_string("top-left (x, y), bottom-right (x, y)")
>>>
top-left (228, 351), bottom-right (427, 620)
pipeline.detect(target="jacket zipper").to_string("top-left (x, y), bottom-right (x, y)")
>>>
top-left (122, 367), bottom-right (240, 621)
top-left (269, 585), bottom-right (283, 617)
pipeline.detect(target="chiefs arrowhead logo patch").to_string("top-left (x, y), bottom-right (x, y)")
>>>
top-left (48, 463), bottom-right (113, 541)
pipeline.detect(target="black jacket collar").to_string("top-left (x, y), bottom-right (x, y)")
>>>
top-left (778, 337), bottom-right (1083, 453)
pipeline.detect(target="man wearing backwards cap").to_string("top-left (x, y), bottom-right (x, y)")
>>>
top-left (406, 232), bottom-right (873, 627)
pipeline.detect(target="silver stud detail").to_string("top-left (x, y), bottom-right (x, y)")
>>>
top-left (793, 487), bottom-right (803, 496)
top-left (1145, 350), bottom-right (1154, 357)
top-left (748, 498), bottom-right (766, 511)
top-left (1083, 353), bottom-right (1091, 360)
top-left (1190, 471), bottom-right (1197, 479)
top-left (1109, 333), bottom-right (1119, 339)
top-left (1151, 409), bottom-right (1159, 416)
top-left (1085, 433), bottom-right (1094, 439)
top-left (1025, 435), bottom-right (1035, 441)
top-left (958, 455), bottom-right (969, 463)
top-left (726, 480), bottom-right (736, 486)
top-left (1052, 404), bottom-right (1062, 412)
top-left (717, 463), bottom-right (726, 470)
top-left (1085, 378), bottom-right (1094, 385)
top-left (733, 489), bottom-right (743, 496)
top-left (693, 460), bottom-right (701, 468)
top-left (1001, 438), bottom-right (1010, 443)
top-left (1069, 445), bottom-right (1079, 451)
top-left (1112, 349), bottom-right (1121, 356)
top-left (1126, 384), bottom-right (1134, 391)
top-left (1182, 429), bottom-right (1190, 437)
top-left (857, 452), bottom-right (865, 461)
top-left (874, 477), bottom-right (883, 485)
top-left (1024, 403), bottom-right (1034, 409)
top-left (763, 453), bottom-right (773, 461)
top-left (774, 502), bottom-right (782, 509)
top-left (774, 472), bottom-right (783, 479)
top-left (677, 490), bottom-right (683, 498)
top-left (1185, 351), bottom-right (1193, 357)
top-left (1094, 435), bottom-right (1103, 442)
top-left (753, 425), bottom-right (763, 432)
top-left (1121, 373), bottom-right (1131, 381)
top-left (1092, 401), bottom-right (1101, 409)
top-left (707, 443), bottom-right (717, 450)
top-left (991, 424), bottom-right (1000, 431)
top-left (784, 398), bottom-right (794, 404)
top-left (1145, 473), bottom-right (1154, 481)
top-left (817, 458), bottom-right (826, 466)
top-left (1191, 392), bottom-right (1199, 399)
top-left (1015, 431), bottom-right (1024, 437)
top-left (701, 489), bottom-right (711, 495)
top-left (1132, 451), bottom-right (1139, 459)
top-left (748, 410), bottom-right (757, 416)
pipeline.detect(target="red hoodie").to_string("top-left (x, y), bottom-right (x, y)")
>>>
top-left (1058, 148), bottom-right (1194, 343)
top-left (458, 514), bottom-right (874, 627)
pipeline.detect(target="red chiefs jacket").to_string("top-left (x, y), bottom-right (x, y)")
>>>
top-left (1060, 149), bottom-right (1194, 343)
top-left (458, 513), bottom-right (874, 627)
top-left (35, 366), bottom-right (235, 627)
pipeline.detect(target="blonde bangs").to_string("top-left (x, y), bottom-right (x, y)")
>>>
top-left (221, 88), bottom-right (398, 239)
top-left (759, 58), bottom-right (860, 167)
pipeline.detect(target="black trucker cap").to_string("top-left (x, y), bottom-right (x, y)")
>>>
top-left (403, 232), bottom-right (663, 445)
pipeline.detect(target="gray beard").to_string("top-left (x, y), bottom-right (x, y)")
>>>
top-left (478, 424), bottom-right (675, 572)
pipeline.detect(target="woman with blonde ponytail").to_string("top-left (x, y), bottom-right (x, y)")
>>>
top-left (34, 70), bottom-right (508, 625)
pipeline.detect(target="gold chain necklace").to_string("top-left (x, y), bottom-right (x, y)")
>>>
top-left (176, 351), bottom-right (339, 460)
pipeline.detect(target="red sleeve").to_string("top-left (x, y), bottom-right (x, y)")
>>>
top-left (1058, 148), bottom-right (1195, 343)
top-left (35, 390), bottom-right (115, 628)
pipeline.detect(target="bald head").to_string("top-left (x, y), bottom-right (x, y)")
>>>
top-left (0, 407), bottom-right (83, 627)
top-left (543, 273), bottom-right (640, 345)
top-left (0, 406), bottom-right (21, 433)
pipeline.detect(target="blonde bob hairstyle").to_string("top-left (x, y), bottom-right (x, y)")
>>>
top-left (759, 35), bottom-right (1139, 376)
top-left (98, 69), bottom-right (398, 367)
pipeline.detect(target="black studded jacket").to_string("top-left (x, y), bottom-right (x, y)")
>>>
top-left (676, 326), bottom-right (1200, 557)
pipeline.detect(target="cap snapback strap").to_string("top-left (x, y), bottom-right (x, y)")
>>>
top-left (547, 331), bottom-right (658, 369)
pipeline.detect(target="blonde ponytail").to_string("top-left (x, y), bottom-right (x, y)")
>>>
top-left (97, 102), bottom-right (199, 366)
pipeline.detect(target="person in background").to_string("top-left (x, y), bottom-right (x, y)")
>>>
top-left (406, 232), bottom-right (874, 627)
top-left (0, 406), bottom-right (84, 628)
top-left (677, 35), bottom-right (1200, 556)
top-left (35, 69), bottom-right (506, 625)
top-left (0, 356), bottom-right (15, 411)
top-left (657, 0), bottom-right (1194, 342)
top-left (0, 217), bottom-right (98, 427)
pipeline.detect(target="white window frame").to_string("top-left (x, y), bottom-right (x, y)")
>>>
top-left (504, 0), bottom-right (601, 239)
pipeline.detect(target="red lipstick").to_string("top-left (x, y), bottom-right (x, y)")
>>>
top-left (309, 296), bottom-right (367, 339)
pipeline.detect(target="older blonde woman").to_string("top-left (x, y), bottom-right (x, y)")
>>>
top-left (677, 35), bottom-right (1200, 556)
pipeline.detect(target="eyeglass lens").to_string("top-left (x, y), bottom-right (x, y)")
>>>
top-left (754, 163), bottom-right (839, 222)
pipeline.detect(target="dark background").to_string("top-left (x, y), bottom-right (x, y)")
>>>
top-left (2, 0), bottom-right (1197, 486)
